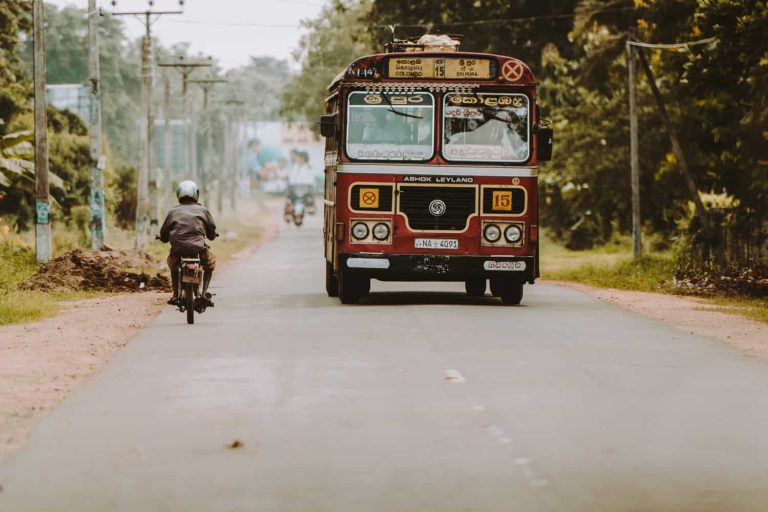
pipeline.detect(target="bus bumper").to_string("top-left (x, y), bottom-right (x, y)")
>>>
top-left (339, 253), bottom-right (536, 283)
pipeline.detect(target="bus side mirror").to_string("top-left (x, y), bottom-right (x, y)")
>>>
top-left (536, 126), bottom-right (554, 162)
top-left (319, 114), bottom-right (336, 138)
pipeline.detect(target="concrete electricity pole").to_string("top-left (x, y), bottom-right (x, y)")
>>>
top-left (188, 78), bottom-right (227, 211)
top-left (110, 1), bottom-right (183, 252)
top-left (627, 41), bottom-right (642, 260)
top-left (156, 57), bottom-right (212, 190)
top-left (224, 99), bottom-right (245, 212)
top-left (88, 0), bottom-right (106, 250)
top-left (33, 0), bottom-right (51, 263)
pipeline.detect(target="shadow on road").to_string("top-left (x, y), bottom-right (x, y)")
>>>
top-left (358, 291), bottom-right (520, 307)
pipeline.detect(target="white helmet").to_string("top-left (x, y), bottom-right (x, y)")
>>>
top-left (176, 180), bottom-right (199, 202)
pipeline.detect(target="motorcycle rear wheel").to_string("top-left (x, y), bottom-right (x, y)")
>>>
top-left (185, 283), bottom-right (195, 324)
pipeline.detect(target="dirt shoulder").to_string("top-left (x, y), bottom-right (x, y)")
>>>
top-left (551, 281), bottom-right (768, 361)
top-left (0, 293), bottom-right (165, 458)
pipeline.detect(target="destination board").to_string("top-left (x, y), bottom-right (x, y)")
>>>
top-left (387, 57), bottom-right (493, 79)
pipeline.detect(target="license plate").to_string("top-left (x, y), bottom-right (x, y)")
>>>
top-left (483, 260), bottom-right (526, 271)
top-left (414, 238), bottom-right (459, 250)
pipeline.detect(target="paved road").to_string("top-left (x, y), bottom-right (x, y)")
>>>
top-left (2, 213), bottom-right (768, 512)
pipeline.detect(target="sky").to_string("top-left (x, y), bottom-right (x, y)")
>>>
top-left (45, 0), bottom-right (327, 69)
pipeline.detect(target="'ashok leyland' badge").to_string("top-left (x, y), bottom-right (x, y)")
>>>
top-left (428, 199), bottom-right (447, 217)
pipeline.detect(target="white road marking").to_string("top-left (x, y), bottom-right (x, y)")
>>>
top-left (444, 369), bottom-right (466, 383)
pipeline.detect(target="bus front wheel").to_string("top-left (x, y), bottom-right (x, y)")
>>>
top-left (338, 270), bottom-right (369, 304)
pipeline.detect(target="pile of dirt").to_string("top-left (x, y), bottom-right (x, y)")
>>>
top-left (673, 261), bottom-right (768, 298)
top-left (20, 248), bottom-right (170, 292)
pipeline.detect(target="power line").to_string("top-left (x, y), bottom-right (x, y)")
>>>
top-left (627, 37), bottom-right (717, 50)
top-left (165, 19), bottom-right (299, 28)
top-left (161, 7), bottom-right (637, 30)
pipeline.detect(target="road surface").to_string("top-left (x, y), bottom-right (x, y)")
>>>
top-left (2, 213), bottom-right (768, 512)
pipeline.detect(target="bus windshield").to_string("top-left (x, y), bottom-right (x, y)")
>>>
top-left (346, 91), bottom-right (435, 161)
top-left (443, 93), bottom-right (530, 163)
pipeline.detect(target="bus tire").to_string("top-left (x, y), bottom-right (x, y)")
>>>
top-left (465, 279), bottom-right (487, 297)
top-left (338, 270), bottom-right (366, 304)
top-left (325, 261), bottom-right (339, 297)
top-left (501, 282), bottom-right (524, 305)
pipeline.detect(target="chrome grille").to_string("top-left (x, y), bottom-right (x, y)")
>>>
top-left (398, 186), bottom-right (476, 231)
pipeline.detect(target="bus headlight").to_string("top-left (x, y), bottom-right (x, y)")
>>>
top-left (351, 222), bottom-right (369, 240)
top-left (372, 222), bottom-right (390, 241)
top-left (504, 224), bottom-right (523, 244)
top-left (483, 224), bottom-right (501, 243)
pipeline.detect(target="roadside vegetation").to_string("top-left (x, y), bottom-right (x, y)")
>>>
top-left (541, 231), bottom-right (768, 324)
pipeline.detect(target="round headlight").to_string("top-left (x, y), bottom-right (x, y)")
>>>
top-left (372, 222), bottom-right (390, 241)
top-left (504, 224), bottom-right (523, 243)
top-left (483, 224), bottom-right (501, 243)
top-left (351, 222), bottom-right (369, 240)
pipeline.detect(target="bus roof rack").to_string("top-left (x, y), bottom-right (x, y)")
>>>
top-left (385, 34), bottom-right (463, 53)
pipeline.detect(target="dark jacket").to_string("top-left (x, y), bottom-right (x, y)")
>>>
top-left (159, 202), bottom-right (217, 256)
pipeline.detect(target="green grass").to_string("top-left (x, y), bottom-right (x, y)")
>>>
top-left (0, 241), bottom-right (58, 325)
top-left (0, 290), bottom-right (60, 325)
top-left (540, 232), bottom-right (676, 291)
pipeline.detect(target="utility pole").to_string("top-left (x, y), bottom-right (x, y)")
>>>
top-left (627, 41), bottom-right (642, 260)
top-left (626, 36), bottom-right (717, 260)
top-left (156, 57), bottom-right (212, 189)
top-left (162, 75), bottom-right (172, 213)
top-left (110, 1), bottom-right (183, 252)
top-left (188, 78), bottom-right (227, 210)
top-left (33, 0), bottom-right (51, 263)
top-left (88, 0), bottom-right (106, 250)
top-left (224, 99), bottom-right (245, 212)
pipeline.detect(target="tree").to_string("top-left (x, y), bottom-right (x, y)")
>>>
top-left (281, 0), bottom-right (373, 127)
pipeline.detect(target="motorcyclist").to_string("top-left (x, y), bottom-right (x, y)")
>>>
top-left (159, 180), bottom-right (217, 306)
top-left (284, 149), bottom-right (316, 215)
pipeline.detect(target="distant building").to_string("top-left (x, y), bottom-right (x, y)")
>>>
top-left (46, 84), bottom-right (90, 121)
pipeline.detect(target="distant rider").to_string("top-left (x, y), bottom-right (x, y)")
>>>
top-left (285, 149), bottom-right (316, 214)
top-left (159, 180), bottom-right (217, 306)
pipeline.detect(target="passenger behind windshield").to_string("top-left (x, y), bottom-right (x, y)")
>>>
top-left (443, 93), bottom-right (530, 163)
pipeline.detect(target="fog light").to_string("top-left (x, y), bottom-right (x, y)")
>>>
top-left (372, 222), bottom-right (390, 241)
top-left (483, 224), bottom-right (501, 243)
top-left (351, 222), bottom-right (369, 240)
top-left (504, 224), bottom-right (523, 243)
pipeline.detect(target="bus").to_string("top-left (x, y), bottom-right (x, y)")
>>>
top-left (320, 35), bottom-right (553, 305)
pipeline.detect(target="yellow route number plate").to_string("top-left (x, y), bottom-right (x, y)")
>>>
top-left (491, 190), bottom-right (513, 211)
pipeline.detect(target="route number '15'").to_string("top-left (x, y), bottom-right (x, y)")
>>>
top-left (492, 191), bottom-right (513, 211)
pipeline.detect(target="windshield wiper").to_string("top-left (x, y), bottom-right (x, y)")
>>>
top-left (381, 93), bottom-right (423, 119)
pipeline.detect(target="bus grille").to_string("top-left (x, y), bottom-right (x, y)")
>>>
top-left (398, 185), bottom-right (476, 231)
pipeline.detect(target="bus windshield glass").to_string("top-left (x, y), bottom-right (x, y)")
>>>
top-left (346, 91), bottom-right (435, 161)
top-left (443, 93), bottom-right (530, 163)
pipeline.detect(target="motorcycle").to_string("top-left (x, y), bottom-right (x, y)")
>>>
top-left (285, 187), bottom-right (310, 227)
top-left (176, 254), bottom-right (212, 325)
top-left (156, 234), bottom-right (216, 325)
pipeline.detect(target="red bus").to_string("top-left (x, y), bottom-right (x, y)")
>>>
top-left (320, 35), bottom-right (553, 305)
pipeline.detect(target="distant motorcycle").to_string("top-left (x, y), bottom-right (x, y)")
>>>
top-left (285, 186), bottom-right (313, 227)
